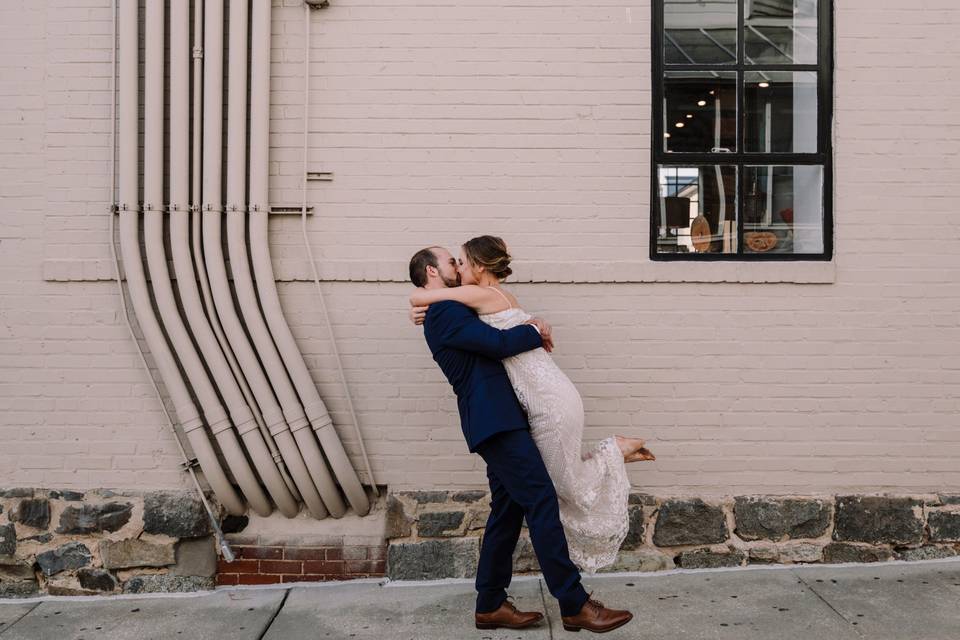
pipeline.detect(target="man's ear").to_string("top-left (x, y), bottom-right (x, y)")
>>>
top-left (426, 265), bottom-right (438, 278)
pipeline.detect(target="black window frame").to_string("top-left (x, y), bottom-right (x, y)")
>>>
top-left (650, 0), bottom-right (834, 261)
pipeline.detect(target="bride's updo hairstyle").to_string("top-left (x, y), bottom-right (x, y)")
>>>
top-left (462, 235), bottom-right (513, 281)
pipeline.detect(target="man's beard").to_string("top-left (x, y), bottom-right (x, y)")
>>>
top-left (441, 273), bottom-right (461, 288)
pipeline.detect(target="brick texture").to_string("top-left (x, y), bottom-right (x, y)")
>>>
top-left (1, 1), bottom-right (959, 499)
top-left (215, 545), bottom-right (386, 585)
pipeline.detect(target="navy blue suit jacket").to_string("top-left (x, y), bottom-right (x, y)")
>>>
top-left (423, 300), bottom-right (543, 452)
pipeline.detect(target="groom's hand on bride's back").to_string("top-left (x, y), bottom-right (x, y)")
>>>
top-left (524, 317), bottom-right (554, 353)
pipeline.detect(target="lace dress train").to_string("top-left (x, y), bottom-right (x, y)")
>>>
top-left (480, 307), bottom-right (631, 573)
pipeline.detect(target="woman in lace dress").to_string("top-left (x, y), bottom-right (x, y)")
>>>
top-left (410, 236), bottom-right (655, 573)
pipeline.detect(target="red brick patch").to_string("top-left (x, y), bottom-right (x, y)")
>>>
top-left (237, 574), bottom-right (282, 585)
top-left (260, 560), bottom-right (303, 575)
top-left (217, 544), bottom-right (387, 585)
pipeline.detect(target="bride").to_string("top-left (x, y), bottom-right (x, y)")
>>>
top-left (409, 235), bottom-right (655, 573)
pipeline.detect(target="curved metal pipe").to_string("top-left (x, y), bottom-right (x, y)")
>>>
top-left (201, 0), bottom-right (328, 519)
top-left (185, 0), bottom-right (301, 508)
top-left (119, 0), bottom-right (244, 516)
top-left (226, 0), bottom-right (346, 519)
top-left (249, 0), bottom-right (370, 516)
top-left (168, 0), bottom-right (298, 518)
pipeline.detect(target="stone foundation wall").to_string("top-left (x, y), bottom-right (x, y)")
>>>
top-left (385, 491), bottom-right (960, 579)
top-left (0, 489), bottom-right (218, 597)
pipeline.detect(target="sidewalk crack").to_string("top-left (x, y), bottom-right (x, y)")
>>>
top-left (793, 572), bottom-right (865, 638)
top-left (0, 601), bottom-right (41, 638)
top-left (538, 578), bottom-right (554, 640)
top-left (256, 587), bottom-right (291, 640)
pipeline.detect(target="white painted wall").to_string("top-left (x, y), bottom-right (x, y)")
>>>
top-left (1, 0), bottom-right (958, 498)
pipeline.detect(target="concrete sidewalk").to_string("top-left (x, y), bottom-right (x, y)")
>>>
top-left (1, 559), bottom-right (958, 639)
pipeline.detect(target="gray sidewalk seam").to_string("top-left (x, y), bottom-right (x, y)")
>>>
top-left (792, 571), bottom-right (866, 638)
top-left (255, 587), bottom-right (290, 640)
top-left (0, 603), bottom-right (40, 639)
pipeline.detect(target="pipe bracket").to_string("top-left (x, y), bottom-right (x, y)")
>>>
top-left (179, 457), bottom-right (201, 473)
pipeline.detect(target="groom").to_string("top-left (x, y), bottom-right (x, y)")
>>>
top-left (409, 246), bottom-right (633, 634)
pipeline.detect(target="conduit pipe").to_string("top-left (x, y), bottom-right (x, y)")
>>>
top-left (118, 0), bottom-right (244, 516)
top-left (167, 0), bottom-right (298, 518)
top-left (201, 0), bottom-right (329, 519)
top-left (185, 0), bottom-right (302, 508)
top-left (226, 0), bottom-right (346, 519)
top-left (249, 0), bottom-right (370, 516)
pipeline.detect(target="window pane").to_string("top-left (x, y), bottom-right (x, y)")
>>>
top-left (743, 165), bottom-right (823, 254)
top-left (664, 0), bottom-right (737, 64)
top-left (744, 71), bottom-right (817, 153)
top-left (664, 72), bottom-right (737, 153)
top-left (656, 165), bottom-right (738, 255)
top-left (745, 0), bottom-right (818, 65)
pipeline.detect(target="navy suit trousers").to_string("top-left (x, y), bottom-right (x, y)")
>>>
top-left (474, 429), bottom-right (590, 617)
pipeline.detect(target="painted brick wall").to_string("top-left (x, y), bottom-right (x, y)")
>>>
top-left (1, 1), bottom-right (959, 498)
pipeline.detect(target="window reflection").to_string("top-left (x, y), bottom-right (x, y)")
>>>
top-left (664, 0), bottom-right (737, 64)
top-left (657, 166), bottom-right (738, 255)
top-left (745, 0), bottom-right (818, 65)
top-left (664, 72), bottom-right (737, 153)
top-left (744, 72), bottom-right (817, 153)
top-left (743, 165), bottom-right (823, 254)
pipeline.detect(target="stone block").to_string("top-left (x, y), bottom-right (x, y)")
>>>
top-left (0, 489), bottom-right (34, 498)
top-left (401, 491), bottom-right (449, 505)
top-left (678, 547), bottom-right (746, 569)
top-left (629, 493), bottom-right (658, 506)
top-left (100, 538), bottom-right (176, 569)
top-left (122, 574), bottom-right (215, 594)
top-left (779, 542), bottom-right (824, 563)
top-left (172, 536), bottom-right (217, 577)
top-left (927, 510), bottom-right (960, 542)
top-left (143, 491), bottom-right (211, 538)
top-left (56, 502), bottom-right (132, 534)
top-left (832, 496), bottom-right (924, 545)
top-left (11, 498), bottom-right (51, 530)
top-left (896, 545), bottom-right (959, 561)
top-left (387, 538), bottom-right (480, 580)
top-left (0, 561), bottom-right (35, 580)
top-left (452, 490), bottom-right (487, 503)
top-left (734, 496), bottom-right (831, 541)
top-left (467, 509), bottom-right (491, 531)
top-left (0, 579), bottom-right (39, 598)
top-left (36, 541), bottom-right (92, 576)
top-left (0, 523), bottom-right (15, 556)
top-left (621, 505), bottom-right (646, 549)
top-left (653, 499), bottom-right (728, 546)
top-left (46, 490), bottom-right (84, 501)
top-left (77, 568), bottom-right (118, 592)
top-left (746, 543), bottom-right (780, 563)
top-left (21, 533), bottom-right (53, 544)
top-left (936, 494), bottom-right (960, 506)
top-left (417, 511), bottom-right (465, 537)
top-left (822, 542), bottom-right (894, 564)
top-left (385, 495), bottom-right (412, 539)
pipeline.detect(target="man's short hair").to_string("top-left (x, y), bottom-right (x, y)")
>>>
top-left (409, 247), bottom-right (440, 287)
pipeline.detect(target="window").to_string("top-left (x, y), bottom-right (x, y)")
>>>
top-left (651, 0), bottom-right (832, 260)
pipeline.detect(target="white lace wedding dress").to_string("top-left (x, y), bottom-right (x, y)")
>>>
top-left (479, 302), bottom-right (631, 573)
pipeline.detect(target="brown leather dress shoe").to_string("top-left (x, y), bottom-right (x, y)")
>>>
top-left (475, 598), bottom-right (545, 630)
top-left (561, 595), bottom-right (633, 633)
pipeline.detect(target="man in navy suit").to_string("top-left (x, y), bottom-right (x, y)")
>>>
top-left (409, 246), bottom-right (633, 634)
